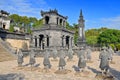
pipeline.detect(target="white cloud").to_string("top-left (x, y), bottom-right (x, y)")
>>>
top-left (101, 16), bottom-right (120, 30)
top-left (0, 0), bottom-right (50, 19)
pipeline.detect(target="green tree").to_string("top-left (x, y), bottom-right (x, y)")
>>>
top-left (9, 25), bottom-right (14, 32)
top-left (33, 19), bottom-right (43, 28)
top-left (97, 29), bottom-right (120, 46)
top-left (86, 36), bottom-right (98, 47)
top-left (9, 14), bottom-right (20, 25)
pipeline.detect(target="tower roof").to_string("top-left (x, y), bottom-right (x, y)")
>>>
top-left (0, 10), bottom-right (9, 15)
top-left (80, 9), bottom-right (83, 17)
top-left (41, 9), bottom-right (68, 19)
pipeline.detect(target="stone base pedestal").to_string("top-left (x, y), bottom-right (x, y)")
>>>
top-left (77, 39), bottom-right (86, 48)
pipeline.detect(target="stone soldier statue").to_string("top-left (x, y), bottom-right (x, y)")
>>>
top-left (29, 49), bottom-right (36, 67)
top-left (52, 46), bottom-right (58, 60)
top-left (86, 46), bottom-right (92, 61)
top-left (99, 47), bottom-right (110, 74)
top-left (17, 49), bottom-right (24, 67)
top-left (67, 48), bottom-right (74, 60)
top-left (107, 46), bottom-right (114, 62)
top-left (43, 49), bottom-right (51, 70)
top-left (59, 49), bottom-right (66, 70)
top-left (77, 47), bottom-right (86, 72)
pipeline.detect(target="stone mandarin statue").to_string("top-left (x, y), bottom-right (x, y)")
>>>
top-left (77, 47), bottom-right (86, 72)
top-left (58, 49), bottom-right (66, 70)
top-left (99, 47), bottom-right (110, 74)
top-left (29, 49), bottom-right (36, 67)
top-left (43, 49), bottom-right (51, 70)
top-left (17, 49), bottom-right (24, 67)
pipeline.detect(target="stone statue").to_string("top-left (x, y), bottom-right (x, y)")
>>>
top-left (52, 46), bottom-right (58, 60)
top-left (58, 49), bottom-right (66, 70)
top-left (99, 47), bottom-right (110, 74)
top-left (67, 48), bottom-right (74, 60)
top-left (86, 46), bottom-right (92, 61)
top-left (107, 46), bottom-right (114, 62)
top-left (77, 47), bottom-right (86, 72)
top-left (43, 49), bottom-right (51, 70)
top-left (17, 49), bottom-right (24, 67)
top-left (29, 49), bottom-right (36, 67)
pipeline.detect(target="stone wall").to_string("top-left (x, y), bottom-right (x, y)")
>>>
top-left (6, 39), bottom-right (29, 49)
top-left (0, 30), bottom-right (30, 50)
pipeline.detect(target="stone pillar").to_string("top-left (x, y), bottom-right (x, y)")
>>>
top-left (62, 19), bottom-right (64, 26)
top-left (71, 37), bottom-right (73, 48)
top-left (63, 36), bottom-right (66, 48)
top-left (37, 37), bottom-right (39, 47)
top-left (44, 35), bottom-right (47, 48)
top-left (57, 17), bottom-right (59, 25)
top-left (64, 20), bottom-right (66, 28)
top-left (61, 35), bottom-right (64, 47)
top-left (58, 18), bottom-right (60, 25)
top-left (49, 36), bottom-right (51, 47)
top-left (34, 36), bottom-right (37, 47)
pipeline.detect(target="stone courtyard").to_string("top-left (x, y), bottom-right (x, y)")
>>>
top-left (0, 51), bottom-right (120, 80)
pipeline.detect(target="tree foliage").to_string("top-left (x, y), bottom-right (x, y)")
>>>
top-left (9, 14), bottom-right (43, 33)
top-left (9, 25), bottom-right (14, 32)
top-left (86, 36), bottom-right (98, 46)
top-left (97, 29), bottom-right (120, 46)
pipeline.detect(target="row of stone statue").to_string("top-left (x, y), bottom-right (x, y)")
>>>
top-left (17, 46), bottom-right (114, 75)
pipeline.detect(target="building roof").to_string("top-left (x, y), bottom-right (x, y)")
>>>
top-left (0, 10), bottom-right (9, 15)
top-left (41, 9), bottom-right (68, 19)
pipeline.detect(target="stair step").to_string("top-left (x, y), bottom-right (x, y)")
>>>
top-left (0, 42), bottom-right (16, 62)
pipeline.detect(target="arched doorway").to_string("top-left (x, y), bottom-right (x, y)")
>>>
top-left (60, 19), bottom-right (62, 26)
top-left (3, 23), bottom-right (6, 29)
top-left (66, 36), bottom-right (70, 49)
top-left (39, 34), bottom-right (44, 50)
top-left (45, 16), bottom-right (49, 24)
top-left (46, 35), bottom-right (49, 47)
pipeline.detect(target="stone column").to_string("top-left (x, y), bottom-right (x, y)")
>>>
top-left (34, 36), bottom-right (37, 47)
top-left (71, 37), bottom-right (73, 48)
top-left (58, 18), bottom-right (60, 25)
top-left (61, 35), bottom-right (64, 47)
top-left (63, 36), bottom-right (66, 48)
top-left (62, 20), bottom-right (64, 26)
top-left (44, 35), bottom-right (46, 47)
top-left (49, 36), bottom-right (51, 48)
top-left (64, 20), bottom-right (66, 28)
top-left (37, 37), bottom-right (39, 48)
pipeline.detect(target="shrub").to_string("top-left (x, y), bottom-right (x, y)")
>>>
top-left (110, 44), bottom-right (115, 50)
top-left (116, 43), bottom-right (120, 50)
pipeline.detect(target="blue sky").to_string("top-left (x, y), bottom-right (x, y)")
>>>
top-left (0, 0), bottom-right (120, 30)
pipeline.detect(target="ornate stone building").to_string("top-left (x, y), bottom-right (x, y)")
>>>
top-left (31, 9), bottom-right (74, 49)
top-left (0, 10), bottom-right (10, 30)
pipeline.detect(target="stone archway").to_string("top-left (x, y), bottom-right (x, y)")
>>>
top-left (3, 23), bottom-right (6, 29)
top-left (45, 16), bottom-right (49, 24)
top-left (60, 19), bottom-right (62, 26)
top-left (66, 36), bottom-right (70, 49)
top-left (39, 34), bottom-right (44, 50)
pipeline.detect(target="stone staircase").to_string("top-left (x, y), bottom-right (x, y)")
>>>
top-left (0, 38), bottom-right (16, 62)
